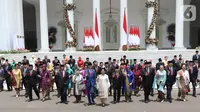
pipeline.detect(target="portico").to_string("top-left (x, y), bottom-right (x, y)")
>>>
top-left (0, 0), bottom-right (196, 52)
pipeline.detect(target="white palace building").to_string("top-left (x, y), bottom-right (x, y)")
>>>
top-left (0, 0), bottom-right (199, 63)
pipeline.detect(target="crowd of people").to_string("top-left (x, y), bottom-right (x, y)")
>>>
top-left (0, 51), bottom-right (200, 107)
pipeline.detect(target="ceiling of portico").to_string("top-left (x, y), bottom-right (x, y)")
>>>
top-left (24, 0), bottom-right (176, 15)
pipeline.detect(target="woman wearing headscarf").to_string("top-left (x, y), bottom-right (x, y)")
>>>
top-left (47, 62), bottom-right (54, 92)
top-left (30, 55), bottom-right (37, 70)
top-left (152, 65), bottom-right (166, 103)
top-left (97, 68), bottom-right (110, 107)
top-left (12, 64), bottom-right (22, 97)
top-left (176, 64), bottom-right (190, 102)
top-left (133, 65), bottom-right (142, 97)
top-left (66, 64), bottom-right (74, 97)
top-left (77, 57), bottom-right (84, 68)
top-left (40, 64), bottom-right (50, 102)
top-left (72, 68), bottom-right (84, 103)
top-left (123, 66), bottom-right (134, 102)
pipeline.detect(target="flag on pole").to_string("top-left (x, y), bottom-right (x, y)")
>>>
top-left (123, 9), bottom-right (127, 34)
top-left (120, 8), bottom-right (128, 50)
top-left (135, 26), bottom-right (140, 45)
top-left (128, 26), bottom-right (134, 46)
top-left (94, 9), bottom-right (100, 49)
top-left (89, 27), bottom-right (95, 46)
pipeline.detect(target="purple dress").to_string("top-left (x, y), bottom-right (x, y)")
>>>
top-left (40, 70), bottom-right (50, 90)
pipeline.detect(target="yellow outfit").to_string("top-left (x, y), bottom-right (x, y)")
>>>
top-left (12, 69), bottom-right (22, 89)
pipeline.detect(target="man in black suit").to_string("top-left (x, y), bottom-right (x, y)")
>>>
top-left (112, 66), bottom-right (123, 104)
top-left (172, 55), bottom-right (181, 70)
top-left (22, 56), bottom-right (29, 65)
top-left (21, 63), bottom-right (29, 97)
top-left (57, 65), bottom-right (69, 104)
top-left (3, 60), bottom-right (12, 91)
top-left (188, 60), bottom-right (198, 97)
top-left (122, 55), bottom-right (129, 65)
top-left (25, 65), bottom-right (40, 102)
top-left (192, 51), bottom-right (200, 62)
top-left (166, 61), bottom-right (176, 103)
top-left (156, 58), bottom-right (164, 70)
top-left (42, 55), bottom-right (51, 65)
top-left (68, 55), bottom-right (75, 69)
top-left (141, 62), bottom-right (154, 103)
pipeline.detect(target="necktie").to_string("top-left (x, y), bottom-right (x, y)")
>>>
top-left (30, 70), bottom-right (32, 76)
top-left (63, 71), bottom-right (65, 77)
top-left (170, 67), bottom-right (173, 75)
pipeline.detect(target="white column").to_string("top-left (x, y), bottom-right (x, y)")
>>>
top-left (120, 0), bottom-right (128, 50)
top-left (39, 0), bottom-right (49, 52)
top-left (17, 0), bottom-right (25, 49)
top-left (175, 0), bottom-right (185, 49)
top-left (65, 0), bottom-right (76, 51)
top-left (93, 0), bottom-right (102, 51)
top-left (146, 0), bottom-right (158, 50)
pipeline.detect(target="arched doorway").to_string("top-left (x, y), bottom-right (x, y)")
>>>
top-left (23, 1), bottom-right (37, 51)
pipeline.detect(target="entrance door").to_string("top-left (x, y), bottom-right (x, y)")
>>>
top-left (103, 24), bottom-right (120, 50)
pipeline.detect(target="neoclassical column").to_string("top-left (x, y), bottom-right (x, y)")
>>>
top-left (39, 0), bottom-right (49, 52)
top-left (64, 0), bottom-right (76, 51)
top-left (146, 0), bottom-right (158, 50)
top-left (175, 0), bottom-right (185, 49)
top-left (93, 0), bottom-right (102, 51)
top-left (120, 0), bottom-right (128, 51)
top-left (17, 0), bottom-right (25, 49)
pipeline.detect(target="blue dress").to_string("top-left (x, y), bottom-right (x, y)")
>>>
top-left (123, 70), bottom-right (134, 91)
top-left (152, 70), bottom-right (167, 93)
top-left (66, 68), bottom-right (73, 89)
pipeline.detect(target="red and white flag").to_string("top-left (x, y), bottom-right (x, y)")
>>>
top-left (120, 8), bottom-right (128, 48)
top-left (94, 9), bottom-right (100, 48)
top-left (135, 26), bottom-right (140, 45)
top-left (89, 27), bottom-right (95, 46)
top-left (128, 26), bottom-right (134, 45)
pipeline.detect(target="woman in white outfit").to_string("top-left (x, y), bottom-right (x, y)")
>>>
top-left (72, 68), bottom-right (83, 103)
top-left (176, 64), bottom-right (190, 101)
top-left (97, 68), bottom-right (110, 107)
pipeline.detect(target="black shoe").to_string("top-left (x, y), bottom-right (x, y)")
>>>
top-left (169, 100), bottom-right (172, 103)
top-left (113, 101), bottom-right (116, 104)
top-left (193, 95), bottom-right (197, 97)
top-left (129, 100), bottom-right (133, 102)
top-left (64, 102), bottom-right (68, 104)
top-left (102, 104), bottom-right (105, 107)
top-left (27, 99), bottom-right (32, 102)
top-left (145, 100), bottom-right (148, 103)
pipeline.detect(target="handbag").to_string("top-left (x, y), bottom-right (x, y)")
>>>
top-left (78, 83), bottom-right (86, 91)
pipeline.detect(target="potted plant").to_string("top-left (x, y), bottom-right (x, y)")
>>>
top-left (167, 23), bottom-right (175, 48)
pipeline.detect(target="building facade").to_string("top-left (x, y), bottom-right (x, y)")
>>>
top-left (0, 0), bottom-right (199, 51)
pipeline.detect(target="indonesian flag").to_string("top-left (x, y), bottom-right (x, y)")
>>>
top-left (128, 26), bottom-right (134, 46)
top-left (84, 28), bottom-right (90, 46)
top-left (89, 27), bottom-right (95, 46)
top-left (123, 10), bottom-right (127, 34)
top-left (135, 26), bottom-right (140, 45)
top-left (94, 9), bottom-right (100, 48)
top-left (83, 27), bottom-right (87, 44)
top-left (120, 8), bottom-right (128, 48)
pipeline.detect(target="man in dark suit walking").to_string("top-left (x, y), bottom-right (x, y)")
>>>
top-left (141, 62), bottom-right (154, 103)
top-left (166, 61), bottom-right (177, 103)
top-left (192, 51), bottom-right (200, 63)
top-left (57, 65), bottom-right (69, 104)
top-left (26, 65), bottom-right (40, 102)
top-left (188, 60), bottom-right (198, 97)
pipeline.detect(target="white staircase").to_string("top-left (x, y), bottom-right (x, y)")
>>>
top-left (0, 50), bottom-right (196, 64)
